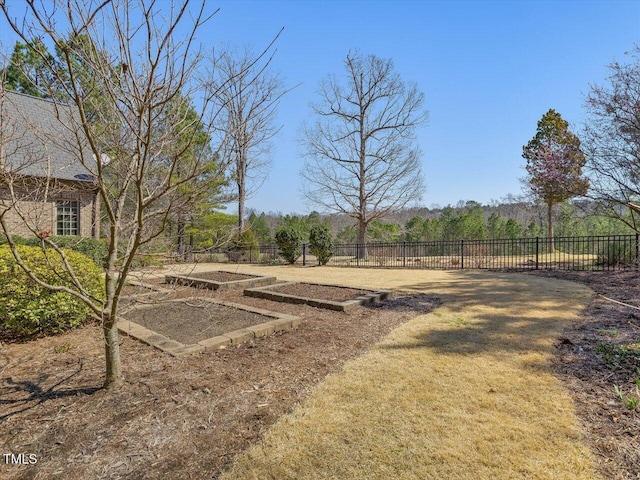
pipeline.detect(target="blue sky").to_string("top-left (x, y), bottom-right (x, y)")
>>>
top-left (204, 0), bottom-right (639, 215)
top-left (2, 0), bottom-right (639, 215)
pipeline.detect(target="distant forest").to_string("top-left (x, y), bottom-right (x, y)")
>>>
top-left (186, 198), bottom-right (635, 249)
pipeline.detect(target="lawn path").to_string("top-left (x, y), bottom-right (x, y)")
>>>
top-left (153, 265), bottom-right (600, 479)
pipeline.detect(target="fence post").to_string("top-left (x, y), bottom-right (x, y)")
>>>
top-left (249, 246), bottom-right (252, 264)
top-left (403, 241), bottom-right (407, 267)
top-left (636, 234), bottom-right (639, 270)
top-left (535, 237), bottom-right (539, 270)
top-left (302, 243), bottom-right (306, 266)
top-left (356, 243), bottom-right (359, 267)
top-left (461, 239), bottom-right (464, 269)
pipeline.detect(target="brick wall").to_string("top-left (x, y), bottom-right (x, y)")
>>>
top-left (0, 183), bottom-right (100, 239)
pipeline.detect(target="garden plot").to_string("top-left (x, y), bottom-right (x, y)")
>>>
top-left (118, 298), bottom-right (300, 356)
top-left (244, 281), bottom-right (391, 311)
top-left (165, 270), bottom-right (277, 291)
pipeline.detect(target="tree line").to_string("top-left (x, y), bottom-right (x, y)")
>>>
top-left (188, 198), bottom-right (632, 251)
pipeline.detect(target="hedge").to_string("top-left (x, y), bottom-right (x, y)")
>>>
top-left (0, 245), bottom-right (104, 338)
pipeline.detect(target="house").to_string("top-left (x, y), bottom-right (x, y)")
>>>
top-left (0, 89), bottom-right (100, 239)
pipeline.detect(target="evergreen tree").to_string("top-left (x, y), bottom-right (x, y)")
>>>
top-left (247, 212), bottom-right (272, 244)
top-left (368, 221), bottom-right (402, 242)
top-left (504, 218), bottom-right (523, 239)
top-left (309, 223), bottom-right (334, 265)
top-left (2, 39), bottom-right (57, 97)
top-left (487, 213), bottom-right (506, 239)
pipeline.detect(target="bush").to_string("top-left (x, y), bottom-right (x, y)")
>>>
top-left (275, 226), bottom-right (301, 264)
top-left (50, 236), bottom-right (108, 266)
top-left (0, 245), bottom-right (104, 338)
top-left (597, 242), bottom-right (635, 266)
top-left (309, 224), bottom-right (334, 265)
top-left (0, 234), bottom-right (108, 266)
top-left (228, 228), bottom-right (260, 263)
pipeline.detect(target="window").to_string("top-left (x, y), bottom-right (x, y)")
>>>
top-left (56, 200), bottom-right (79, 236)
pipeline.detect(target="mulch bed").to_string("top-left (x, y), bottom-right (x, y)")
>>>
top-left (120, 284), bottom-right (159, 296)
top-left (125, 301), bottom-right (273, 345)
top-left (268, 282), bottom-right (371, 302)
top-left (527, 270), bottom-right (640, 480)
top-left (0, 286), bottom-right (439, 480)
top-left (189, 271), bottom-right (257, 282)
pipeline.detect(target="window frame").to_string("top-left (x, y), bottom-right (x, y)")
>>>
top-left (55, 199), bottom-right (80, 236)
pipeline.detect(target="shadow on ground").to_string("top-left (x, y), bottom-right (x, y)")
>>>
top-left (379, 272), bottom-right (591, 359)
top-left (0, 359), bottom-right (100, 423)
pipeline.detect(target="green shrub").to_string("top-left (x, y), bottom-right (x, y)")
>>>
top-left (0, 234), bottom-right (35, 246)
top-left (595, 342), bottom-right (640, 369)
top-left (228, 228), bottom-right (260, 262)
top-left (597, 242), bottom-right (635, 267)
top-left (275, 225), bottom-right (301, 264)
top-left (309, 224), bottom-right (334, 265)
top-left (0, 245), bottom-right (105, 338)
top-left (49, 236), bottom-right (108, 266)
top-left (0, 234), bottom-right (108, 266)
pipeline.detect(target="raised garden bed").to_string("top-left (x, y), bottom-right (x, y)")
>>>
top-left (244, 282), bottom-right (391, 311)
top-left (117, 298), bottom-right (300, 357)
top-left (164, 270), bottom-right (277, 291)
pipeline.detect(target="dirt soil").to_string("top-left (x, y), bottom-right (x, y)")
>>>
top-left (268, 282), bottom-right (371, 302)
top-left (189, 271), bottom-right (257, 282)
top-left (528, 270), bottom-right (640, 480)
top-left (126, 301), bottom-right (273, 345)
top-left (120, 284), bottom-right (160, 297)
top-left (0, 286), bottom-right (438, 480)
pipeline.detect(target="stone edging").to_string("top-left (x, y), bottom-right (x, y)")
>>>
top-left (117, 297), bottom-right (301, 357)
top-left (164, 271), bottom-right (277, 291)
top-left (244, 282), bottom-right (392, 311)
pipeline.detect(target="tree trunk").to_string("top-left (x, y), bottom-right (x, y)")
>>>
top-left (547, 202), bottom-right (555, 254)
top-left (177, 214), bottom-right (186, 259)
top-left (237, 126), bottom-right (247, 232)
top-left (357, 218), bottom-right (367, 259)
top-left (237, 178), bottom-right (245, 232)
top-left (358, 114), bottom-right (367, 260)
top-left (102, 237), bottom-right (123, 389)
top-left (103, 315), bottom-right (123, 388)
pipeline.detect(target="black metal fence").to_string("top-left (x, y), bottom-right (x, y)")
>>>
top-left (190, 234), bottom-right (640, 271)
top-left (192, 243), bottom-right (280, 265)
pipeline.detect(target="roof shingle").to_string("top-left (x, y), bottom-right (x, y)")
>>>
top-left (0, 89), bottom-right (96, 182)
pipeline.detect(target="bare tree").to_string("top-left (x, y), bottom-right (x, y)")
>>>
top-left (301, 51), bottom-right (427, 255)
top-left (0, 0), bottom-right (235, 389)
top-left (583, 46), bottom-right (640, 232)
top-left (209, 43), bottom-right (288, 232)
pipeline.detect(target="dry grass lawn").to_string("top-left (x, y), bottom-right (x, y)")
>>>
top-left (147, 264), bottom-right (601, 479)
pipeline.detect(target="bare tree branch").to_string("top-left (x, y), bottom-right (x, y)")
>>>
top-left (583, 46), bottom-right (640, 233)
top-left (208, 41), bottom-right (293, 231)
top-left (301, 50), bottom-right (427, 256)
